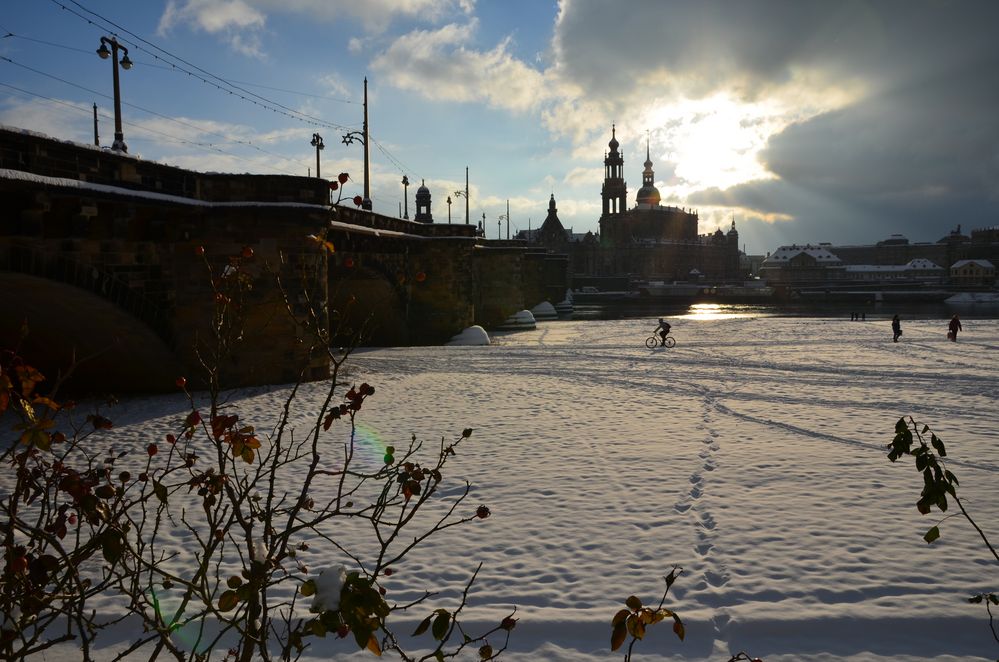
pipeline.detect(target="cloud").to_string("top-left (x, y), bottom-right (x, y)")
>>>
top-left (551, 0), bottom-right (999, 107)
top-left (0, 96), bottom-right (94, 146)
top-left (544, 0), bottom-right (999, 250)
top-left (317, 74), bottom-right (353, 101)
top-left (260, 0), bottom-right (472, 32)
top-left (157, 0), bottom-right (266, 57)
top-left (370, 22), bottom-right (551, 113)
top-left (158, 0), bottom-right (266, 34)
top-left (144, 0), bottom-right (999, 252)
top-left (745, 56), bottom-right (999, 243)
top-left (563, 166), bottom-right (600, 188)
top-left (158, 0), bottom-right (473, 45)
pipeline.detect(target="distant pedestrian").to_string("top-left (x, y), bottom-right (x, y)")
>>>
top-left (891, 315), bottom-right (902, 342)
top-left (861, 312), bottom-right (866, 321)
top-left (948, 314), bottom-right (962, 341)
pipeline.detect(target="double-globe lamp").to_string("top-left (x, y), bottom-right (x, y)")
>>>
top-left (96, 36), bottom-right (132, 153)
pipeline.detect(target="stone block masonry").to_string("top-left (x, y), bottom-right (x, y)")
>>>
top-left (0, 127), bottom-right (564, 390)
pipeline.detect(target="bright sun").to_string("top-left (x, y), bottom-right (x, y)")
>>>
top-left (642, 94), bottom-right (785, 198)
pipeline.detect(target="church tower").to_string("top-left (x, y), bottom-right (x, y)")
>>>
top-left (635, 136), bottom-right (661, 208)
top-left (600, 125), bottom-right (627, 220)
top-left (413, 179), bottom-right (433, 223)
top-left (538, 193), bottom-right (568, 247)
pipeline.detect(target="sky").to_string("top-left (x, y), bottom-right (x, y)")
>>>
top-left (2, 0), bottom-right (998, 254)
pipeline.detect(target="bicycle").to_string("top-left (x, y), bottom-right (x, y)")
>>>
top-left (646, 333), bottom-right (676, 349)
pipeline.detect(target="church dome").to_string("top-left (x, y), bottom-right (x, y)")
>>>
top-left (608, 124), bottom-right (619, 152)
top-left (636, 183), bottom-right (661, 206)
top-left (413, 179), bottom-right (433, 223)
top-left (636, 137), bottom-right (660, 206)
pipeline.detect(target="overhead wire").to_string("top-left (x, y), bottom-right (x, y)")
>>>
top-left (48, 0), bottom-right (353, 131)
top-left (0, 58), bottom-right (313, 175)
top-left (8, 4), bottom-right (430, 185)
top-left (0, 80), bottom-right (311, 175)
top-left (0, 28), bottom-right (360, 112)
top-left (53, 1), bottom-right (423, 181)
top-left (370, 135), bottom-right (418, 180)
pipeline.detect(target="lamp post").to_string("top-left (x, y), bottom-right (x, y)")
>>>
top-left (446, 195), bottom-right (452, 224)
top-left (452, 166), bottom-right (469, 224)
top-left (402, 175), bottom-right (410, 219)
top-left (311, 133), bottom-right (324, 179)
top-left (96, 36), bottom-right (132, 153)
top-left (452, 189), bottom-right (466, 224)
top-left (499, 199), bottom-right (510, 240)
top-left (341, 78), bottom-right (372, 209)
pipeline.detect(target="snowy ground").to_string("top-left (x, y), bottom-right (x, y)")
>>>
top-left (15, 311), bottom-right (999, 660)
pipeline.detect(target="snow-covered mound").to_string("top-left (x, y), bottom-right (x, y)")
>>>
top-left (445, 325), bottom-right (491, 346)
top-left (552, 289), bottom-right (573, 316)
top-left (530, 301), bottom-right (558, 320)
top-left (496, 310), bottom-right (536, 330)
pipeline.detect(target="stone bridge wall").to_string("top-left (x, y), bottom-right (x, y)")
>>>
top-left (0, 182), bottom-right (330, 390)
top-left (1, 128), bottom-right (330, 390)
top-left (1, 127), bottom-right (566, 390)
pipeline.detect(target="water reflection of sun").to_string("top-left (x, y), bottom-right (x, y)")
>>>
top-left (679, 303), bottom-right (768, 321)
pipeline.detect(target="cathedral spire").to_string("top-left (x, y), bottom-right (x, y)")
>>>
top-left (636, 130), bottom-right (661, 207)
top-left (601, 124), bottom-right (626, 219)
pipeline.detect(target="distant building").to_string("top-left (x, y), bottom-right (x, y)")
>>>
top-left (598, 127), bottom-right (699, 247)
top-left (759, 238), bottom-right (995, 289)
top-left (759, 245), bottom-right (843, 284)
top-left (843, 259), bottom-right (946, 283)
top-left (524, 126), bottom-right (741, 284)
top-left (536, 194), bottom-right (571, 247)
top-left (413, 179), bottom-right (433, 223)
top-left (950, 259), bottom-right (995, 288)
top-left (823, 224), bottom-right (999, 271)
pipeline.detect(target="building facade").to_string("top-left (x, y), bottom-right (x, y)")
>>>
top-left (760, 228), bottom-right (999, 290)
top-left (525, 127), bottom-right (742, 284)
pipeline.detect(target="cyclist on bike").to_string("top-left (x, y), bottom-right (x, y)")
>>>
top-left (655, 317), bottom-right (672, 345)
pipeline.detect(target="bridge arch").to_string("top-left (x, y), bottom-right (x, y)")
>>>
top-left (1, 242), bottom-right (172, 346)
top-left (329, 254), bottom-right (410, 346)
top-left (0, 272), bottom-right (177, 393)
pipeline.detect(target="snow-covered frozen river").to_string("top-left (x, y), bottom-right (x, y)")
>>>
top-left (20, 312), bottom-right (999, 660)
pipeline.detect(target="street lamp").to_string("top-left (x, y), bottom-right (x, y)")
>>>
top-left (96, 36), bottom-right (132, 153)
top-left (452, 189), bottom-right (467, 224)
top-left (311, 133), bottom-right (324, 179)
top-left (446, 195), bottom-right (452, 224)
top-left (402, 175), bottom-right (410, 219)
top-left (452, 166), bottom-right (469, 224)
top-left (341, 77), bottom-right (372, 209)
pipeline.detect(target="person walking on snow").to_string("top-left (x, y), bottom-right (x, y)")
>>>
top-left (891, 315), bottom-right (902, 342)
top-left (948, 314), bottom-right (962, 341)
